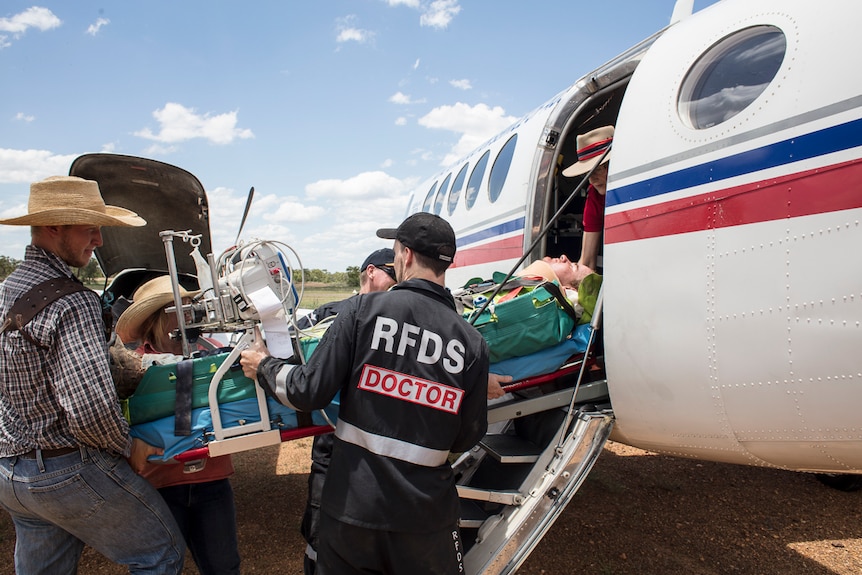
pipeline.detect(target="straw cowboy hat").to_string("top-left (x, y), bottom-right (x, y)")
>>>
top-left (0, 175), bottom-right (146, 227)
top-left (562, 125), bottom-right (614, 177)
top-left (116, 275), bottom-right (198, 343)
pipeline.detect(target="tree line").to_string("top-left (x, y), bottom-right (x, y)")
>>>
top-left (0, 256), bottom-right (360, 288)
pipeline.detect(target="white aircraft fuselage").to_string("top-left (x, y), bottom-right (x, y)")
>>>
top-left (406, 0), bottom-right (862, 475)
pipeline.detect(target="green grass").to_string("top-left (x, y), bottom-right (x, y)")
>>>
top-left (298, 286), bottom-right (356, 309)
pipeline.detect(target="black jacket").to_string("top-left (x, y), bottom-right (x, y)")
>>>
top-left (258, 278), bottom-right (489, 531)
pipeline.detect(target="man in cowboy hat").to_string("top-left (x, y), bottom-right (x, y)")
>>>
top-left (241, 213), bottom-right (490, 575)
top-left (563, 125), bottom-right (614, 270)
top-left (0, 176), bottom-right (186, 574)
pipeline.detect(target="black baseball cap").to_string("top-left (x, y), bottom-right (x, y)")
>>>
top-left (376, 212), bottom-right (456, 263)
top-left (361, 248), bottom-right (397, 281)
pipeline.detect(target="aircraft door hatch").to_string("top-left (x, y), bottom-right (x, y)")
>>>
top-left (542, 83), bottom-right (630, 274)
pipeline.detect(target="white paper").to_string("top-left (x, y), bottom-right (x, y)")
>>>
top-left (246, 287), bottom-right (294, 360)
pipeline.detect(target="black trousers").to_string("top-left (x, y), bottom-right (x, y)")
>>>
top-left (318, 512), bottom-right (464, 575)
top-left (301, 433), bottom-right (334, 575)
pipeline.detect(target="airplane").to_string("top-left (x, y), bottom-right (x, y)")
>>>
top-left (395, 0), bottom-right (861, 571)
top-left (69, 0), bottom-right (860, 572)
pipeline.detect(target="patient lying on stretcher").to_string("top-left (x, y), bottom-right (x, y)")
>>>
top-left (478, 255), bottom-right (602, 398)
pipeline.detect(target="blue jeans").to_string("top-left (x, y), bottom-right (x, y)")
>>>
top-left (158, 478), bottom-right (241, 575)
top-left (0, 446), bottom-right (185, 575)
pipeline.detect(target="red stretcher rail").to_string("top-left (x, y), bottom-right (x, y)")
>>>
top-left (173, 424), bottom-right (334, 463)
top-left (172, 355), bottom-right (596, 463)
top-left (498, 355), bottom-right (597, 393)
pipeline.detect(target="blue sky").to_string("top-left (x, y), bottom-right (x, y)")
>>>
top-left (0, 1), bottom-right (716, 273)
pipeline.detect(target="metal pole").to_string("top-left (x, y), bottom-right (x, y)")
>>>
top-left (160, 230), bottom-right (192, 358)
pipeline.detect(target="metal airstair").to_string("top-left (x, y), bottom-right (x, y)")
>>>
top-left (456, 290), bottom-right (613, 575)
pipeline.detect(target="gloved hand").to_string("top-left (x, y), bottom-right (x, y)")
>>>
top-left (108, 333), bottom-right (145, 399)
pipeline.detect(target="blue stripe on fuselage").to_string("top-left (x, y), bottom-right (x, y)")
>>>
top-left (607, 118), bottom-right (862, 208)
top-left (457, 216), bottom-right (525, 248)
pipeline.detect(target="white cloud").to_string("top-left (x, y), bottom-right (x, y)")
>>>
top-left (0, 148), bottom-right (78, 184)
top-left (418, 102), bottom-right (516, 165)
top-left (337, 27), bottom-right (371, 43)
top-left (0, 7), bottom-right (61, 36)
top-left (449, 78), bottom-right (472, 90)
top-left (395, 116), bottom-right (407, 126)
top-left (306, 171), bottom-right (409, 200)
top-left (0, 201), bottom-right (27, 219)
top-left (420, 0), bottom-right (461, 29)
top-left (0, 6), bottom-right (61, 49)
top-left (14, 112), bottom-right (34, 122)
top-left (134, 103), bottom-right (254, 145)
top-left (205, 171), bottom-right (414, 272)
top-left (336, 15), bottom-right (374, 44)
top-left (205, 187), bottom-right (295, 252)
top-left (268, 201), bottom-right (326, 223)
top-left (389, 91), bottom-right (426, 105)
top-left (141, 143), bottom-right (178, 156)
top-left (86, 17), bottom-right (110, 36)
top-left (413, 58), bottom-right (420, 70)
top-left (385, 0), bottom-right (461, 30)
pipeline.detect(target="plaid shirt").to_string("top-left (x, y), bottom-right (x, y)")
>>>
top-left (0, 245), bottom-right (131, 457)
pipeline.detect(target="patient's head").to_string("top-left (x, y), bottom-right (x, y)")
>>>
top-left (520, 254), bottom-right (594, 289)
top-left (543, 254), bottom-right (593, 288)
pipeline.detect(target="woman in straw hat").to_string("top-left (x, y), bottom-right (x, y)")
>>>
top-left (0, 176), bottom-right (187, 573)
top-left (117, 275), bottom-right (241, 575)
top-left (562, 125), bottom-right (614, 270)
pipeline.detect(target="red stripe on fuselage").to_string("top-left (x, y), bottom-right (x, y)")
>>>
top-left (452, 235), bottom-right (523, 268)
top-left (605, 159), bottom-right (862, 244)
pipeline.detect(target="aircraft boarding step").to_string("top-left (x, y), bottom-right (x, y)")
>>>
top-left (479, 434), bottom-right (542, 464)
top-left (460, 409), bottom-right (614, 575)
top-left (460, 500), bottom-right (490, 529)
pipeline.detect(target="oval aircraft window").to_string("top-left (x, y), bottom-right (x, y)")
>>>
top-left (465, 150), bottom-right (490, 210)
top-left (447, 162), bottom-right (469, 215)
top-left (434, 173), bottom-right (451, 215)
top-left (679, 25), bottom-right (786, 129)
top-left (488, 134), bottom-right (517, 203)
top-left (421, 181), bottom-right (438, 212)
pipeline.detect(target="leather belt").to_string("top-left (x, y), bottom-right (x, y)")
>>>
top-left (19, 447), bottom-right (79, 459)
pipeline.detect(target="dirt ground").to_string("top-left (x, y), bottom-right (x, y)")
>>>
top-left (1, 439), bottom-right (860, 574)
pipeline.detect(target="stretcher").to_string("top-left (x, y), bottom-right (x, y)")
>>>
top-left (127, 321), bottom-right (595, 464)
top-left (128, 330), bottom-right (339, 463)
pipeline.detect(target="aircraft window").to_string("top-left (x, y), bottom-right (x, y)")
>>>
top-left (434, 173), bottom-right (451, 215)
top-left (488, 134), bottom-right (517, 203)
top-left (447, 163), bottom-right (469, 215)
top-left (678, 25), bottom-right (786, 129)
top-left (421, 181), bottom-right (438, 212)
top-left (465, 150), bottom-right (490, 210)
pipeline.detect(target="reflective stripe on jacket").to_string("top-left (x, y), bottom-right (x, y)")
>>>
top-left (258, 278), bottom-right (489, 532)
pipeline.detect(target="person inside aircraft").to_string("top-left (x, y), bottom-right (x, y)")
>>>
top-left (476, 254), bottom-right (597, 398)
top-left (562, 125), bottom-right (613, 271)
top-left (115, 275), bottom-right (241, 575)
